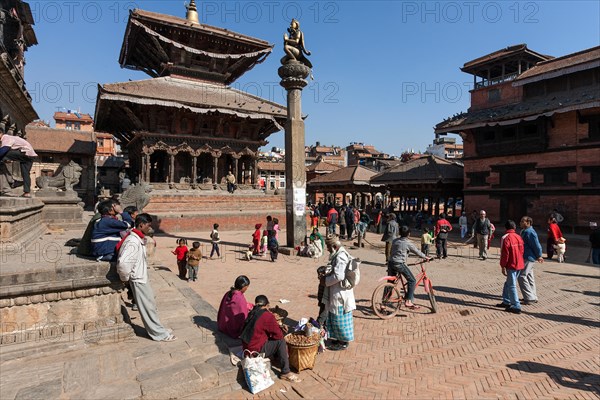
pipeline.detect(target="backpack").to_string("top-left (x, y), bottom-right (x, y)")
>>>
top-left (341, 250), bottom-right (361, 289)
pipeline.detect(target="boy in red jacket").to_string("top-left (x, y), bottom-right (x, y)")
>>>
top-left (496, 220), bottom-right (525, 314)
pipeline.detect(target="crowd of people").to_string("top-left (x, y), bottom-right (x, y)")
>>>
top-left (70, 198), bottom-right (600, 387)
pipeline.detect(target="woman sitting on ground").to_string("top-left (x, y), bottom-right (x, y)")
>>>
top-left (217, 275), bottom-right (253, 339)
top-left (240, 295), bottom-right (301, 383)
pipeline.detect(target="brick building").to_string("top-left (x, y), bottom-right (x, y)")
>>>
top-left (305, 142), bottom-right (346, 166)
top-left (53, 111), bottom-right (93, 131)
top-left (435, 44), bottom-right (600, 232)
top-left (25, 125), bottom-right (96, 205)
top-left (346, 142), bottom-right (398, 171)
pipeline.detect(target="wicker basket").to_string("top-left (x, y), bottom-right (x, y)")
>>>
top-left (285, 334), bottom-right (319, 372)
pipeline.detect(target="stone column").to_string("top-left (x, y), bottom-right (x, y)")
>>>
top-left (192, 156), bottom-right (198, 184)
top-left (279, 60), bottom-right (311, 247)
top-left (212, 153), bottom-right (220, 184)
top-left (233, 157), bottom-right (239, 182)
top-left (168, 154), bottom-right (175, 183)
top-left (145, 154), bottom-right (151, 183)
top-left (140, 155), bottom-right (146, 182)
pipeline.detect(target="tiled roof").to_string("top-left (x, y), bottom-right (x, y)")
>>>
top-left (132, 9), bottom-right (272, 47)
top-left (462, 44), bottom-right (551, 71)
top-left (371, 155), bottom-right (463, 184)
top-left (25, 126), bottom-right (96, 155)
top-left (53, 112), bottom-right (93, 122)
top-left (306, 160), bottom-right (342, 172)
top-left (308, 165), bottom-right (378, 186)
top-left (435, 86), bottom-right (599, 133)
top-left (257, 161), bottom-right (285, 172)
top-left (98, 77), bottom-right (286, 118)
top-left (514, 46), bottom-right (600, 84)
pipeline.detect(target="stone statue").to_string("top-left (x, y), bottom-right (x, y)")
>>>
top-left (36, 161), bottom-right (82, 191)
top-left (120, 182), bottom-right (152, 212)
top-left (281, 19), bottom-right (312, 68)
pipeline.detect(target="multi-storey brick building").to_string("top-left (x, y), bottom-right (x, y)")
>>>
top-left (346, 142), bottom-right (398, 171)
top-left (305, 142), bottom-right (346, 166)
top-left (435, 44), bottom-right (600, 232)
top-left (53, 111), bottom-right (93, 131)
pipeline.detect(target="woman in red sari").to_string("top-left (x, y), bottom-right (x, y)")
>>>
top-left (217, 276), bottom-right (252, 339)
top-left (546, 216), bottom-right (564, 260)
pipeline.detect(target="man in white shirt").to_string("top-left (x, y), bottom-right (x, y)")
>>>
top-left (117, 213), bottom-right (176, 342)
top-left (0, 129), bottom-right (37, 197)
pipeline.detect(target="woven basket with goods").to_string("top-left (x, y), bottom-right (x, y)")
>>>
top-left (285, 331), bottom-right (320, 371)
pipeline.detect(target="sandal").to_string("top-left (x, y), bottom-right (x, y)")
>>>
top-left (405, 304), bottom-right (421, 310)
top-left (161, 334), bottom-right (177, 342)
top-left (281, 373), bottom-right (302, 383)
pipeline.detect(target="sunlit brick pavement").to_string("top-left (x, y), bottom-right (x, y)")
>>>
top-left (155, 229), bottom-right (600, 399)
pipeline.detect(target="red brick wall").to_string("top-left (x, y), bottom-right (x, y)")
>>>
top-left (462, 110), bottom-right (600, 229)
top-left (145, 193), bottom-right (287, 233)
top-left (470, 82), bottom-right (522, 111)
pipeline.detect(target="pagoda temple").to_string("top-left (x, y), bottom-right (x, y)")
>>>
top-left (94, 2), bottom-right (286, 188)
top-left (0, 0), bottom-right (38, 134)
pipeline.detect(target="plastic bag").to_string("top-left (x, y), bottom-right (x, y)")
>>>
top-left (241, 350), bottom-right (275, 394)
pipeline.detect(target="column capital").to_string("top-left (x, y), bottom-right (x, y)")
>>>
top-left (278, 61), bottom-right (310, 91)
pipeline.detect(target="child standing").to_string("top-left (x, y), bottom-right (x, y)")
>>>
top-left (187, 242), bottom-right (202, 282)
top-left (268, 230), bottom-right (279, 262)
top-left (421, 228), bottom-right (433, 256)
top-left (272, 218), bottom-right (280, 240)
top-left (260, 230), bottom-right (268, 256)
top-left (172, 238), bottom-right (188, 280)
top-left (252, 223), bottom-right (262, 255)
top-left (210, 223), bottom-right (221, 259)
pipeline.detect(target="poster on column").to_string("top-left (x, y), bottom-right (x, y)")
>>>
top-left (293, 188), bottom-right (306, 217)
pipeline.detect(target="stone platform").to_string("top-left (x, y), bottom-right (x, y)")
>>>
top-left (0, 197), bottom-right (46, 254)
top-left (144, 190), bottom-right (286, 233)
top-left (0, 237), bottom-right (241, 400)
top-left (0, 231), bottom-right (133, 354)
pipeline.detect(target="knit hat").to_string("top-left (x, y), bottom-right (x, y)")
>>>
top-left (325, 234), bottom-right (339, 247)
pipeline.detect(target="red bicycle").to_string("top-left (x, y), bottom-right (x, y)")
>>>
top-left (371, 260), bottom-right (437, 319)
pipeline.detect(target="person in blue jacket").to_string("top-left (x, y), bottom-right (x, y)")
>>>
top-left (91, 200), bottom-right (130, 261)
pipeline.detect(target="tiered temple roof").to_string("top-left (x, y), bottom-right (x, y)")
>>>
top-left (118, 8), bottom-right (273, 84)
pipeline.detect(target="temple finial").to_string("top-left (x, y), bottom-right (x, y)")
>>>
top-left (186, 0), bottom-right (199, 24)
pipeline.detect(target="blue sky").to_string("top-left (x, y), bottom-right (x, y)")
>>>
top-left (24, 1), bottom-right (600, 156)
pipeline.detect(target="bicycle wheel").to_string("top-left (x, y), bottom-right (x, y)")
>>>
top-left (372, 283), bottom-right (402, 319)
top-left (427, 280), bottom-right (438, 313)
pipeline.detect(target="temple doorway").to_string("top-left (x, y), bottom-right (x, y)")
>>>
top-left (150, 150), bottom-right (168, 183)
top-left (174, 153), bottom-right (192, 183)
top-left (196, 153), bottom-right (213, 183)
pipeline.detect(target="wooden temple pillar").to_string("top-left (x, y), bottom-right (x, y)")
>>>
top-left (252, 158), bottom-right (258, 185)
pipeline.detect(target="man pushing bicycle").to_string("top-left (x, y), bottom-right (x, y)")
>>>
top-left (388, 225), bottom-right (432, 309)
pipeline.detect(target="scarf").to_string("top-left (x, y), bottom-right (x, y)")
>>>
top-left (239, 307), bottom-right (267, 344)
top-left (115, 229), bottom-right (145, 253)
